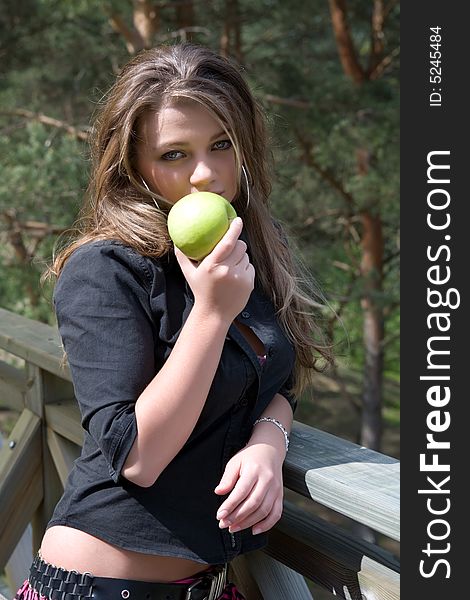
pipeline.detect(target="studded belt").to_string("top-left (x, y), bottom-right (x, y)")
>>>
top-left (28, 553), bottom-right (228, 600)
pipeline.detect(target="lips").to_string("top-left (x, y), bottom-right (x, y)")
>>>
top-left (190, 190), bottom-right (224, 197)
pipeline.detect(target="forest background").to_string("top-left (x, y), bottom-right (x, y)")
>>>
top-left (0, 0), bottom-right (399, 594)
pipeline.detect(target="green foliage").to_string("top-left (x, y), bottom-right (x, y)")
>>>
top-left (0, 122), bottom-right (86, 321)
top-left (0, 0), bottom-right (126, 322)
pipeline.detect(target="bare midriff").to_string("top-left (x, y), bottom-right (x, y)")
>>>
top-left (40, 525), bottom-right (211, 582)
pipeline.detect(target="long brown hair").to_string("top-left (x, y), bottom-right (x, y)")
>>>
top-left (49, 43), bottom-right (334, 396)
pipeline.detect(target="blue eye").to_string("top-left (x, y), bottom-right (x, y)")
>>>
top-left (212, 140), bottom-right (232, 151)
top-left (161, 150), bottom-right (184, 161)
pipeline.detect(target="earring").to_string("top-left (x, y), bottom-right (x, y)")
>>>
top-left (140, 176), bottom-right (161, 211)
top-left (241, 164), bottom-right (251, 211)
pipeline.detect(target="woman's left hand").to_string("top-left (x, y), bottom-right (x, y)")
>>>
top-left (214, 442), bottom-right (284, 536)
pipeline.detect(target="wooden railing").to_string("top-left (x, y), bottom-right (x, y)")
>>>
top-left (0, 307), bottom-right (399, 599)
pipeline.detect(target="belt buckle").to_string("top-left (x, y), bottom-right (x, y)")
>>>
top-left (185, 564), bottom-right (227, 600)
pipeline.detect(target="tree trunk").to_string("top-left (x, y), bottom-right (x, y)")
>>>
top-left (326, 0), bottom-right (389, 448)
top-left (328, 0), bottom-right (365, 84)
top-left (107, 1), bottom-right (160, 54)
top-left (133, 0), bottom-right (159, 49)
top-left (220, 0), bottom-right (243, 64)
top-left (359, 210), bottom-right (384, 451)
top-left (2, 211), bottom-right (40, 307)
top-left (174, 0), bottom-right (195, 41)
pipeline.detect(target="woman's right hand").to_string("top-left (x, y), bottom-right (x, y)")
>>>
top-left (174, 217), bottom-right (255, 324)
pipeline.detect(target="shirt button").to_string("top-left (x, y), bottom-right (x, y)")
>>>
top-left (241, 311), bottom-right (250, 318)
top-left (268, 347), bottom-right (274, 357)
top-left (239, 396), bottom-right (248, 407)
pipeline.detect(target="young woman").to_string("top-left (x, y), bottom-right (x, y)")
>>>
top-left (15, 43), bottom-right (332, 600)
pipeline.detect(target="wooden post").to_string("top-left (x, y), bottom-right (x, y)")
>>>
top-left (25, 365), bottom-right (63, 554)
top-left (0, 409), bottom-right (42, 573)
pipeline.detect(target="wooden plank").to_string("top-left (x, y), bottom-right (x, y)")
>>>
top-left (0, 308), bottom-right (71, 382)
top-left (244, 551), bottom-right (313, 600)
top-left (42, 370), bottom-right (75, 405)
top-left (264, 500), bottom-right (399, 600)
top-left (25, 364), bottom-right (43, 417)
top-left (285, 421), bottom-right (400, 541)
top-left (26, 366), bottom-right (69, 547)
top-left (0, 409), bottom-right (43, 570)
top-left (5, 525), bottom-right (33, 595)
top-left (0, 360), bottom-right (27, 412)
top-left (46, 428), bottom-right (81, 486)
top-left (358, 556), bottom-right (400, 600)
top-left (230, 555), bottom-right (263, 600)
top-left (45, 401), bottom-right (83, 446)
top-left (32, 435), bottom-right (63, 551)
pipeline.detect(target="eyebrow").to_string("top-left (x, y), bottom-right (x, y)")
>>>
top-left (153, 130), bottom-right (229, 150)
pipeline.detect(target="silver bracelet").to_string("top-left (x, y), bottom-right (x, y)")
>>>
top-left (253, 416), bottom-right (290, 452)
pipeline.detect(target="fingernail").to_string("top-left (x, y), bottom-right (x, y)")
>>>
top-left (252, 527), bottom-right (262, 535)
top-left (217, 510), bottom-right (228, 520)
top-left (229, 525), bottom-right (240, 533)
top-left (219, 520), bottom-right (229, 529)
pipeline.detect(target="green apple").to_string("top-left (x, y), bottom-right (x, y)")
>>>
top-left (167, 191), bottom-right (238, 260)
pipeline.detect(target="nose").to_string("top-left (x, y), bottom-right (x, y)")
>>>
top-left (189, 159), bottom-right (215, 191)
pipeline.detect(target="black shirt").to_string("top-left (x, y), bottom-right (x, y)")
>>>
top-left (48, 239), bottom-right (296, 565)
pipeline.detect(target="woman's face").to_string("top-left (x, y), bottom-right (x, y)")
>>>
top-left (136, 101), bottom-right (238, 205)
